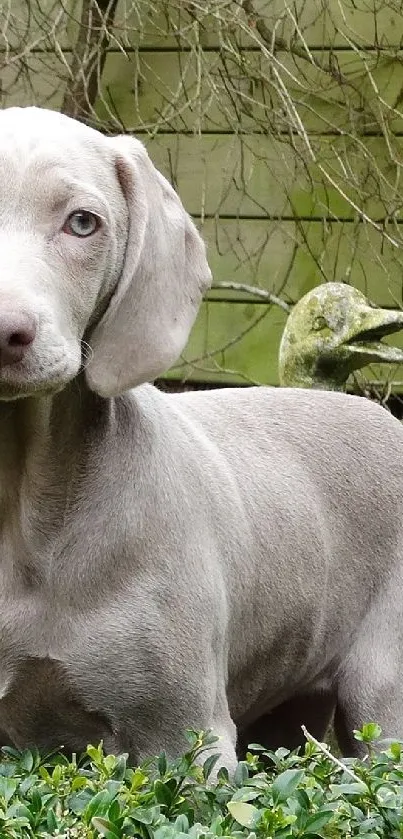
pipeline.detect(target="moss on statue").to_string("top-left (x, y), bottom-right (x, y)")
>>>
top-left (279, 283), bottom-right (403, 390)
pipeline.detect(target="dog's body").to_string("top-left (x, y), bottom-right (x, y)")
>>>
top-left (0, 106), bottom-right (402, 768)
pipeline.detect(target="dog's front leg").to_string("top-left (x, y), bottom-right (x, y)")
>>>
top-left (120, 696), bottom-right (238, 776)
top-left (107, 663), bottom-right (238, 776)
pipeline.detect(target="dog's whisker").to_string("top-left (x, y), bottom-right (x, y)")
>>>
top-left (80, 341), bottom-right (94, 370)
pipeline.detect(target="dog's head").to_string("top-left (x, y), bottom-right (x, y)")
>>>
top-left (0, 106), bottom-right (211, 400)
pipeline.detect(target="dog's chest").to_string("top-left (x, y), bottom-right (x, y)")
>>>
top-left (0, 494), bottom-right (154, 754)
top-left (0, 586), bottom-right (92, 741)
top-left (0, 653), bottom-right (116, 754)
top-left (0, 557), bottom-right (124, 754)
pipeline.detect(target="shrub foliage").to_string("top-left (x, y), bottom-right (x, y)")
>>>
top-left (1, 725), bottom-right (403, 837)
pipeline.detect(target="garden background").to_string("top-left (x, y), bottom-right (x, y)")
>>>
top-left (2, 0), bottom-right (403, 405)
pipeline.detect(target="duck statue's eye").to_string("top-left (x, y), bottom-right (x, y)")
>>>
top-left (312, 316), bottom-right (328, 331)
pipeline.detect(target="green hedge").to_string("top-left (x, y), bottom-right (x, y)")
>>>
top-left (0, 725), bottom-right (402, 838)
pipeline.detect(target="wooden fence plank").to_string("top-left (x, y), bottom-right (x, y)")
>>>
top-left (1, 1), bottom-right (400, 53)
top-left (201, 218), bottom-right (403, 308)
top-left (146, 133), bottom-right (403, 220)
top-left (94, 49), bottom-right (403, 134)
top-left (3, 47), bottom-right (403, 135)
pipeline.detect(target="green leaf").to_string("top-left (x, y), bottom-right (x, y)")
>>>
top-left (85, 789), bottom-right (116, 822)
top-left (38, 766), bottom-right (52, 785)
top-left (184, 730), bottom-right (199, 747)
top-left (271, 769), bottom-right (305, 803)
top-left (71, 775), bottom-right (90, 791)
top-left (68, 789), bottom-right (95, 815)
top-left (113, 754), bottom-right (128, 781)
top-left (300, 834), bottom-right (330, 838)
top-left (52, 764), bottom-right (62, 785)
top-left (46, 808), bottom-right (59, 832)
top-left (0, 746), bottom-right (21, 759)
top-left (246, 743), bottom-right (267, 752)
top-left (158, 751), bottom-right (167, 776)
top-left (13, 803), bottom-right (34, 825)
top-left (87, 743), bottom-right (105, 765)
top-left (174, 814), bottom-right (189, 832)
top-left (0, 777), bottom-right (17, 803)
top-left (30, 788), bottom-right (42, 814)
top-left (358, 835), bottom-right (387, 839)
top-left (329, 782), bottom-right (368, 795)
top-left (104, 755), bottom-right (117, 775)
top-left (203, 753), bottom-right (220, 779)
top-left (231, 787), bottom-right (261, 802)
top-left (20, 751), bottom-right (34, 773)
top-left (295, 789), bottom-right (310, 811)
top-left (354, 723), bottom-right (382, 743)
top-left (130, 805), bottom-right (160, 825)
top-left (304, 809), bottom-right (335, 832)
top-left (202, 731), bottom-right (220, 748)
top-left (92, 816), bottom-right (121, 839)
top-left (227, 800), bottom-right (260, 828)
top-left (234, 761), bottom-right (249, 787)
top-left (20, 776), bottom-right (35, 796)
top-left (105, 780), bottom-right (123, 798)
top-left (129, 768), bottom-right (148, 791)
top-left (108, 798), bottom-right (121, 822)
top-left (153, 779), bottom-right (173, 807)
top-left (389, 742), bottom-right (402, 760)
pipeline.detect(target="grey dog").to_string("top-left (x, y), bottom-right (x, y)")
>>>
top-left (0, 105), bottom-right (401, 770)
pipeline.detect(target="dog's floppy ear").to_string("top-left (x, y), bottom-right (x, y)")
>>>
top-left (86, 135), bottom-right (211, 397)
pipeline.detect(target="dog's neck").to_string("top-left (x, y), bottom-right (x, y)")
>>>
top-left (0, 380), bottom-right (111, 490)
top-left (0, 381), bottom-right (116, 577)
top-left (0, 395), bottom-right (54, 504)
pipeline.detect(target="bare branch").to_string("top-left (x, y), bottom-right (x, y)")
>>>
top-left (61, 0), bottom-right (119, 121)
top-left (212, 281), bottom-right (291, 313)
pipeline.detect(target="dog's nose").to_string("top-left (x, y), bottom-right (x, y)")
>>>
top-left (0, 312), bottom-right (37, 366)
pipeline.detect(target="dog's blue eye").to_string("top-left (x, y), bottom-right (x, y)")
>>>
top-left (63, 211), bottom-right (99, 237)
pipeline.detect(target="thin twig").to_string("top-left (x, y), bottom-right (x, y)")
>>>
top-left (62, 0), bottom-right (119, 120)
top-left (212, 281), bottom-right (291, 313)
top-left (301, 726), bottom-right (365, 784)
